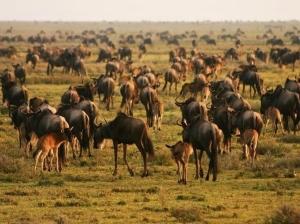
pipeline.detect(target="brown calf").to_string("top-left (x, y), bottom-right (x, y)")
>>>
top-left (33, 128), bottom-right (72, 174)
top-left (165, 141), bottom-right (193, 184)
top-left (153, 101), bottom-right (164, 131)
top-left (237, 129), bottom-right (258, 163)
top-left (262, 106), bottom-right (284, 136)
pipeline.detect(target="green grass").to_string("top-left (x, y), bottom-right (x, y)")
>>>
top-left (0, 20), bottom-right (300, 224)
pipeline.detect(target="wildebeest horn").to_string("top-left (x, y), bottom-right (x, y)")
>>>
top-left (94, 117), bottom-right (100, 128)
top-left (175, 95), bottom-right (183, 106)
top-left (176, 118), bottom-right (182, 126)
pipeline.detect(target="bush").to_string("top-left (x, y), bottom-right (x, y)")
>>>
top-left (265, 204), bottom-right (300, 224)
top-left (170, 207), bottom-right (206, 223)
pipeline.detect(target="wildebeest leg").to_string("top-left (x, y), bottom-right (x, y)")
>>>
top-left (169, 83), bottom-right (172, 95)
top-left (53, 146), bottom-right (60, 172)
top-left (136, 141), bottom-right (149, 177)
top-left (122, 143), bottom-right (134, 176)
top-left (175, 159), bottom-right (181, 183)
top-left (263, 119), bottom-right (270, 135)
top-left (198, 150), bottom-right (204, 178)
top-left (112, 141), bottom-right (119, 176)
top-left (180, 158), bottom-right (187, 184)
top-left (243, 83), bottom-right (245, 94)
top-left (34, 150), bottom-right (43, 174)
top-left (193, 149), bottom-right (199, 179)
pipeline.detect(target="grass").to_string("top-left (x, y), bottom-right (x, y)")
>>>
top-left (0, 20), bottom-right (300, 224)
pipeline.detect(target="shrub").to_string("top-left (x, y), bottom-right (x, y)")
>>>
top-left (265, 204), bottom-right (300, 224)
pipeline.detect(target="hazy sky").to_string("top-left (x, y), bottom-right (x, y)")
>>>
top-left (0, 0), bottom-right (299, 22)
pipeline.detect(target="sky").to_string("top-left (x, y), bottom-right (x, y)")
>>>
top-left (0, 0), bottom-right (299, 22)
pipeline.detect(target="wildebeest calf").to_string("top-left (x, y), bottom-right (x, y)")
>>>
top-left (262, 106), bottom-right (284, 136)
top-left (33, 128), bottom-right (72, 174)
top-left (153, 100), bottom-right (164, 131)
top-left (237, 129), bottom-right (258, 163)
top-left (165, 141), bottom-right (193, 184)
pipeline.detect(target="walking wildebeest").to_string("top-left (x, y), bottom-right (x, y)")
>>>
top-left (139, 86), bottom-right (158, 128)
top-left (105, 59), bottom-right (133, 80)
top-left (119, 78), bottom-right (140, 116)
top-left (262, 106), bottom-right (284, 136)
top-left (93, 112), bottom-right (155, 177)
top-left (237, 128), bottom-right (258, 163)
top-left (26, 52), bottom-right (40, 70)
top-left (165, 141), bottom-right (193, 184)
top-left (153, 100), bottom-right (164, 131)
top-left (12, 63), bottom-right (26, 85)
top-left (278, 51), bottom-right (300, 72)
top-left (2, 81), bottom-right (29, 107)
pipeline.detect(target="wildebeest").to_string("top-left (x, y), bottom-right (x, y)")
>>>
top-left (118, 47), bottom-right (132, 61)
top-left (237, 128), bottom-right (258, 163)
top-left (96, 48), bottom-right (112, 63)
top-left (153, 100), bottom-right (164, 131)
top-left (278, 51), bottom-right (300, 71)
top-left (180, 115), bottom-right (218, 181)
top-left (56, 104), bottom-right (91, 158)
top-left (47, 54), bottom-right (68, 76)
top-left (166, 38), bottom-right (179, 46)
top-left (206, 38), bottom-right (216, 45)
top-left (162, 68), bottom-right (184, 95)
top-left (69, 83), bottom-right (94, 101)
top-left (225, 47), bottom-right (239, 60)
top-left (175, 96), bottom-right (208, 125)
top-left (11, 63), bottom-right (26, 85)
top-left (232, 65), bottom-right (262, 98)
top-left (82, 37), bottom-right (98, 47)
top-left (105, 59), bottom-right (133, 80)
top-left (33, 128), bottom-right (73, 173)
top-left (26, 52), bottom-right (40, 70)
top-left (246, 53), bottom-right (256, 65)
top-left (208, 99), bottom-right (236, 154)
top-left (93, 74), bottom-right (115, 110)
top-left (2, 81), bottom-right (29, 107)
top-left (254, 48), bottom-right (268, 63)
top-left (93, 112), bottom-right (155, 177)
top-left (139, 86), bottom-right (158, 128)
top-left (284, 77), bottom-right (300, 95)
top-left (266, 38), bottom-right (284, 46)
top-left (231, 107), bottom-right (263, 139)
top-left (119, 78), bottom-right (140, 116)
top-left (260, 85), bottom-right (300, 134)
top-left (61, 89), bottom-right (80, 105)
top-left (0, 69), bottom-right (15, 85)
top-left (143, 38), bottom-right (152, 45)
top-left (165, 141), bottom-right (193, 184)
top-left (262, 106), bottom-right (284, 136)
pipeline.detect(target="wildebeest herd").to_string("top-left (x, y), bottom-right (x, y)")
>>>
top-left (1, 23), bottom-right (300, 186)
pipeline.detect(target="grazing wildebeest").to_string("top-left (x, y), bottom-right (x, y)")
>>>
top-left (284, 77), bottom-right (300, 95)
top-left (119, 79), bottom-right (140, 116)
top-left (179, 115), bottom-right (218, 181)
top-left (2, 82), bottom-right (28, 107)
top-left (93, 113), bottom-right (155, 177)
top-left (166, 38), bottom-right (179, 46)
top-left (93, 74), bottom-right (115, 110)
top-left (26, 52), bottom-right (40, 70)
top-left (96, 48), bottom-right (112, 63)
top-left (254, 48), bottom-right (268, 63)
top-left (61, 89), bottom-right (80, 105)
top-left (139, 86), bottom-right (158, 127)
top-left (56, 104), bottom-right (91, 158)
top-left (165, 141), bottom-right (193, 184)
top-left (260, 85), bottom-right (300, 134)
top-left (225, 47), bottom-right (239, 60)
top-left (175, 96), bottom-right (208, 125)
top-left (278, 51), bottom-right (300, 72)
top-left (237, 128), bottom-right (258, 163)
top-left (206, 38), bottom-right (216, 45)
top-left (118, 47), bottom-right (132, 61)
top-left (262, 106), bottom-right (284, 136)
top-left (105, 59), bottom-right (133, 80)
top-left (162, 68), bottom-right (184, 95)
top-left (33, 128), bottom-right (73, 173)
top-left (82, 37), bottom-right (98, 47)
top-left (153, 100), bottom-right (164, 131)
top-left (11, 63), bottom-right (26, 85)
top-left (232, 65), bottom-right (262, 98)
top-left (179, 82), bottom-right (200, 99)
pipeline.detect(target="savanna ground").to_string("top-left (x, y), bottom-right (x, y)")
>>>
top-left (0, 20), bottom-right (300, 224)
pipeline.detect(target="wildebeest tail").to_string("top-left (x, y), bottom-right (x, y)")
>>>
top-left (82, 112), bottom-right (90, 150)
top-left (147, 90), bottom-right (154, 127)
top-left (162, 70), bottom-right (168, 91)
top-left (143, 127), bottom-right (155, 158)
top-left (295, 95), bottom-right (300, 126)
top-left (210, 124), bottom-right (218, 181)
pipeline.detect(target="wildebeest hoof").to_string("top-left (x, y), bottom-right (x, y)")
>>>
top-left (129, 169), bottom-right (134, 176)
top-left (88, 154), bottom-right (93, 158)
